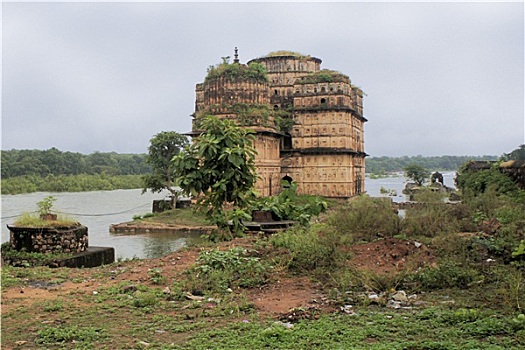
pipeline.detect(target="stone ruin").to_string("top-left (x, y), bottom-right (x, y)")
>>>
top-left (7, 224), bottom-right (88, 254)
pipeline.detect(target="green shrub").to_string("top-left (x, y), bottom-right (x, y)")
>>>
top-left (495, 266), bottom-right (525, 311)
top-left (132, 292), bottom-right (160, 308)
top-left (270, 224), bottom-right (349, 272)
top-left (36, 325), bottom-right (106, 345)
top-left (13, 212), bottom-right (78, 228)
top-left (412, 260), bottom-right (482, 290)
top-left (328, 196), bottom-right (400, 242)
top-left (182, 248), bottom-right (270, 294)
top-left (252, 182), bottom-right (328, 226)
top-left (403, 193), bottom-right (460, 237)
top-left (456, 162), bottom-right (519, 197)
top-left (147, 268), bottom-right (166, 285)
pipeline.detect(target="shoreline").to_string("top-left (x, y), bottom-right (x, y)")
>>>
top-left (109, 221), bottom-right (216, 235)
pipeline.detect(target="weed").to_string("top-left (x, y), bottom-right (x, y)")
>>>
top-left (147, 268), bottom-right (166, 285)
top-left (328, 196), bottom-right (400, 242)
top-left (42, 299), bottom-right (64, 312)
top-left (36, 325), bottom-right (106, 345)
top-left (412, 260), bottom-right (483, 290)
top-left (270, 224), bottom-right (348, 272)
top-left (403, 201), bottom-right (460, 238)
top-left (132, 291), bottom-right (161, 308)
top-left (182, 247), bottom-right (270, 294)
top-left (14, 212), bottom-right (78, 228)
top-left (133, 212), bottom-right (157, 220)
top-left (496, 266), bottom-right (525, 311)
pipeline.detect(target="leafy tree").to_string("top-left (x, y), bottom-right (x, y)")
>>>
top-left (172, 116), bottom-right (257, 235)
top-left (455, 161), bottom-right (518, 197)
top-left (502, 144), bottom-right (525, 161)
top-left (404, 164), bottom-right (429, 186)
top-left (142, 131), bottom-right (189, 197)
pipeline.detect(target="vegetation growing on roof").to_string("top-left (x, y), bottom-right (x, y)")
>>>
top-left (205, 58), bottom-right (268, 84)
top-left (265, 50), bottom-right (310, 59)
top-left (195, 103), bottom-right (293, 132)
top-left (295, 69), bottom-right (349, 84)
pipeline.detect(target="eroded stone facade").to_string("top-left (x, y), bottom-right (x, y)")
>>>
top-left (193, 51), bottom-right (366, 198)
top-left (8, 225), bottom-right (88, 254)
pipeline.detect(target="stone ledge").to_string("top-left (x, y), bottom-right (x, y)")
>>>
top-left (109, 222), bottom-right (216, 235)
top-left (49, 246), bottom-right (115, 268)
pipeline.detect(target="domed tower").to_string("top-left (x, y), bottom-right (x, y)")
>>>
top-left (249, 51), bottom-right (322, 110)
top-left (250, 51), bottom-right (367, 198)
top-left (191, 49), bottom-right (367, 198)
top-left (193, 48), bottom-right (282, 196)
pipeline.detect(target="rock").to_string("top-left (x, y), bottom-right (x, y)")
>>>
top-left (274, 321), bottom-right (294, 329)
top-left (185, 293), bottom-right (205, 301)
top-left (368, 293), bottom-right (379, 300)
top-left (122, 285), bottom-right (137, 294)
top-left (340, 305), bottom-right (355, 315)
top-left (386, 300), bottom-right (401, 309)
top-left (163, 287), bottom-right (172, 295)
top-left (391, 291), bottom-right (408, 302)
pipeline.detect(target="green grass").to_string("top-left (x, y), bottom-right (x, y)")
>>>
top-left (169, 310), bottom-right (524, 349)
top-left (139, 208), bottom-right (210, 226)
top-left (13, 212), bottom-right (79, 228)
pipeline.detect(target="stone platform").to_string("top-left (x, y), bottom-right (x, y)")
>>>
top-left (48, 246), bottom-right (115, 268)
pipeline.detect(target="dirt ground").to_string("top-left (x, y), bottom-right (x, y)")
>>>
top-left (1, 237), bottom-right (434, 319)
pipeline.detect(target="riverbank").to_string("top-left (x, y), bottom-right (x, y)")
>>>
top-left (2, 232), bottom-right (523, 349)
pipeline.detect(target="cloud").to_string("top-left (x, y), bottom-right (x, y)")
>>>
top-left (2, 2), bottom-right (523, 156)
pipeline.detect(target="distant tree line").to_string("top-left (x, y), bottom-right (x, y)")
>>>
top-left (1, 174), bottom-right (143, 195)
top-left (366, 155), bottom-right (499, 174)
top-left (1, 148), bottom-right (150, 178)
top-left (1, 148), bottom-right (150, 195)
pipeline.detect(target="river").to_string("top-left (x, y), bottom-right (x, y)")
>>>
top-left (1, 173), bottom-right (456, 260)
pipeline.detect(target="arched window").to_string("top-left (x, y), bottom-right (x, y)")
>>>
top-left (282, 175), bottom-right (293, 188)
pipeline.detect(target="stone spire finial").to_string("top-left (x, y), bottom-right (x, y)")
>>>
top-left (234, 47), bottom-right (239, 63)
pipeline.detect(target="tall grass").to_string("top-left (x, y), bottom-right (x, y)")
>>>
top-left (328, 196), bottom-right (400, 242)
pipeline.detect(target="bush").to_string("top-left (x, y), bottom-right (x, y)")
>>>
top-left (252, 182), bottom-right (328, 226)
top-left (403, 191), bottom-right (460, 237)
top-left (328, 196), bottom-right (400, 242)
top-left (412, 260), bottom-right (482, 290)
top-left (182, 248), bottom-right (270, 294)
top-left (270, 224), bottom-right (349, 272)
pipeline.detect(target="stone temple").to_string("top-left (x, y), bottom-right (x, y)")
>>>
top-left (191, 49), bottom-right (367, 198)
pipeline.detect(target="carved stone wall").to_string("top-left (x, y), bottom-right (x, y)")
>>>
top-left (8, 225), bottom-right (88, 254)
top-left (193, 51), bottom-right (367, 198)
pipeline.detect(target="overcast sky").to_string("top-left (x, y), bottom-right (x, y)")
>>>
top-left (2, 1), bottom-right (523, 157)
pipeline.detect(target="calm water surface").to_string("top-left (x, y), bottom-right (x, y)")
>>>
top-left (1, 189), bottom-right (204, 259)
top-left (1, 173), bottom-right (455, 259)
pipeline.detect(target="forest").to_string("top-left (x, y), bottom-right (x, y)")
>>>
top-left (1, 148), bottom-right (149, 195)
top-left (1, 147), bottom-right (518, 195)
top-left (1, 148), bottom-right (150, 178)
top-left (365, 154), bottom-right (498, 175)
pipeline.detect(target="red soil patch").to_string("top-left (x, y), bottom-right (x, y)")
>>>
top-left (248, 276), bottom-right (326, 316)
top-left (1, 237), bottom-right (435, 319)
top-left (349, 237), bottom-right (435, 274)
